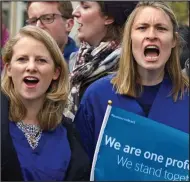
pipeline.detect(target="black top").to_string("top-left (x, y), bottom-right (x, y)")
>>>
top-left (136, 82), bottom-right (162, 117)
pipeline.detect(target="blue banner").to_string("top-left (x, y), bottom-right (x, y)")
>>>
top-left (90, 105), bottom-right (189, 181)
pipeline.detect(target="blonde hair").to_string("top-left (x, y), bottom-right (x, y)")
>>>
top-left (112, 1), bottom-right (189, 101)
top-left (1, 25), bottom-right (69, 130)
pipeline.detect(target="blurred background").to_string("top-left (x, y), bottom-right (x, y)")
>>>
top-left (1, 1), bottom-right (189, 72)
top-left (1, 1), bottom-right (189, 40)
top-left (1, 1), bottom-right (79, 41)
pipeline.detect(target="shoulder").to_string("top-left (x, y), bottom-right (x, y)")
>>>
top-left (61, 115), bottom-right (81, 144)
top-left (1, 91), bottom-right (9, 106)
top-left (108, 47), bottom-right (121, 57)
top-left (68, 37), bottom-right (77, 46)
top-left (83, 74), bottom-right (115, 96)
top-left (78, 74), bottom-right (118, 121)
top-left (104, 47), bottom-right (121, 61)
top-left (69, 51), bottom-right (78, 72)
top-left (80, 74), bottom-right (116, 104)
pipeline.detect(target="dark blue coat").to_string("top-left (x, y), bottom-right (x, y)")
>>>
top-left (74, 75), bottom-right (189, 162)
top-left (1, 92), bottom-right (90, 181)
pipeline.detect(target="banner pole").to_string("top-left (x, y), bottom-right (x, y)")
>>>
top-left (90, 100), bottom-right (113, 181)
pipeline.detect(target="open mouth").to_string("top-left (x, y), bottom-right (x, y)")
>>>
top-left (77, 22), bottom-right (83, 30)
top-left (144, 45), bottom-right (160, 58)
top-left (23, 76), bottom-right (39, 87)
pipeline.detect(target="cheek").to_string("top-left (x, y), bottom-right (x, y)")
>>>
top-left (11, 69), bottom-right (23, 86)
top-left (132, 38), bottom-right (141, 55)
top-left (7, 64), bottom-right (21, 77)
top-left (10, 76), bottom-right (20, 89)
top-left (162, 34), bottom-right (175, 48)
top-left (45, 25), bottom-right (57, 34)
top-left (83, 11), bottom-right (101, 24)
top-left (131, 34), bottom-right (138, 49)
top-left (44, 68), bottom-right (56, 80)
top-left (44, 23), bottom-right (61, 35)
top-left (161, 39), bottom-right (175, 58)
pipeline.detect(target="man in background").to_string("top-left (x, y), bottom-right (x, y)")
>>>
top-left (26, 1), bottom-right (78, 63)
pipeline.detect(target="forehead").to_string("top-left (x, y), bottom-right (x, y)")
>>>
top-left (13, 36), bottom-right (50, 54)
top-left (133, 7), bottom-right (173, 27)
top-left (28, 2), bottom-right (60, 17)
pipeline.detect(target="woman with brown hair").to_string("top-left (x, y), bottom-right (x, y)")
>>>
top-left (66, 1), bottom-right (137, 119)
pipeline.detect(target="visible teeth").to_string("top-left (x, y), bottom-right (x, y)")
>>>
top-left (25, 77), bottom-right (38, 81)
top-left (146, 45), bottom-right (159, 49)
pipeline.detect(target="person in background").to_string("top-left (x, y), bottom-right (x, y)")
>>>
top-left (26, 1), bottom-right (78, 63)
top-left (1, 25), bottom-right (89, 181)
top-left (66, 1), bottom-right (137, 119)
top-left (182, 58), bottom-right (189, 77)
top-left (73, 1), bottom-right (189, 162)
top-left (178, 24), bottom-right (189, 70)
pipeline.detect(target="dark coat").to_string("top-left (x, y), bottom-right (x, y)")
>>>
top-left (1, 92), bottom-right (90, 181)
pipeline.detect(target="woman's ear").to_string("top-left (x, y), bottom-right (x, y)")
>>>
top-left (6, 63), bottom-right (12, 77)
top-left (53, 67), bottom-right (60, 80)
top-left (172, 32), bottom-right (178, 48)
top-left (104, 16), bottom-right (114, 25)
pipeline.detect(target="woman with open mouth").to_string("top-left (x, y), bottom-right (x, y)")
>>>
top-left (1, 25), bottom-right (90, 181)
top-left (66, 1), bottom-right (137, 120)
top-left (73, 1), bottom-right (189, 166)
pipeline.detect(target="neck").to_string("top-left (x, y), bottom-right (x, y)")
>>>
top-left (87, 30), bottom-right (107, 47)
top-left (138, 67), bottom-right (165, 86)
top-left (60, 36), bottom-right (69, 51)
top-left (21, 97), bottom-right (44, 125)
top-left (89, 40), bottom-right (102, 47)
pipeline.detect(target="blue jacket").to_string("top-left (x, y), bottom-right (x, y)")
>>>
top-left (74, 74), bottom-right (189, 162)
top-left (64, 37), bottom-right (78, 63)
top-left (1, 92), bottom-right (90, 181)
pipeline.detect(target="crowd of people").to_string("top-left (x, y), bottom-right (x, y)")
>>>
top-left (1, 1), bottom-right (189, 181)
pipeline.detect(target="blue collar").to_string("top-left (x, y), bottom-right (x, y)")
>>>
top-left (63, 37), bottom-right (78, 62)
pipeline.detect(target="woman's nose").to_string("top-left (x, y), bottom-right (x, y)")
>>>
top-left (26, 60), bottom-right (37, 72)
top-left (146, 28), bottom-right (157, 40)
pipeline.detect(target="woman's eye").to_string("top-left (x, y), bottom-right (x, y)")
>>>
top-left (38, 59), bottom-right (47, 63)
top-left (17, 57), bottom-right (26, 61)
top-left (138, 27), bottom-right (146, 30)
top-left (82, 5), bottom-right (89, 9)
top-left (157, 27), bottom-right (167, 31)
top-left (81, 2), bottom-right (89, 9)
